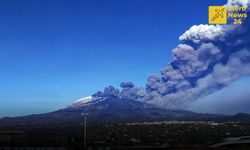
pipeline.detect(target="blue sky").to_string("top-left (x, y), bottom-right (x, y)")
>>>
top-left (0, 0), bottom-right (232, 117)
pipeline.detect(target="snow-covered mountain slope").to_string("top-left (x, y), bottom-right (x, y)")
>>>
top-left (76, 96), bottom-right (93, 103)
top-left (68, 96), bottom-right (108, 108)
top-left (68, 96), bottom-right (93, 108)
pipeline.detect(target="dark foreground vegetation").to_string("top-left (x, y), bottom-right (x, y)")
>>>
top-left (0, 121), bottom-right (250, 150)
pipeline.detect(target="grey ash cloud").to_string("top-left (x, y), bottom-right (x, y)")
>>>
top-left (93, 82), bottom-right (146, 102)
top-left (144, 1), bottom-right (250, 109)
top-left (93, 0), bottom-right (250, 110)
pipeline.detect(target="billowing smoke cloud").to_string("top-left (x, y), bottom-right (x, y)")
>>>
top-left (93, 0), bottom-right (250, 110)
top-left (145, 0), bottom-right (250, 108)
top-left (120, 82), bottom-right (146, 101)
top-left (93, 82), bottom-right (146, 101)
top-left (93, 86), bottom-right (120, 97)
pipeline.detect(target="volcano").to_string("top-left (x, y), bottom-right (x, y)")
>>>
top-left (0, 95), bottom-right (224, 126)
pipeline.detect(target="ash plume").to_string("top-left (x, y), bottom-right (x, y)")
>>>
top-left (145, 0), bottom-right (250, 108)
top-left (92, 0), bottom-right (250, 109)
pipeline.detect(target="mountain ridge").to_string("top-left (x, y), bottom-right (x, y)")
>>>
top-left (0, 96), bottom-right (249, 126)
